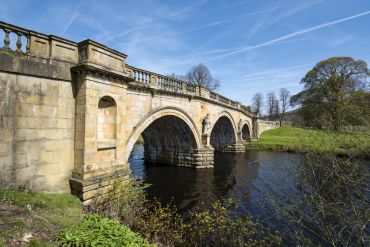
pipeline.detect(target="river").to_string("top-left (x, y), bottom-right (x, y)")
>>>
top-left (129, 143), bottom-right (369, 245)
top-left (130, 144), bottom-right (302, 226)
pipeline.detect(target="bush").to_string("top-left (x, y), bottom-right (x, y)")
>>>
top-left (88, 178), bottom-right (282, 247)
top-left (57, 214), bottom-right (154, 247)
top-left (185, 199), bottom-right (281, 246)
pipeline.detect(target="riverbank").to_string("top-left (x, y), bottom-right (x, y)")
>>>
top-left (0, 189), bottom-right (151, 246)
top-left (247, 126), bottom-right (370, 157)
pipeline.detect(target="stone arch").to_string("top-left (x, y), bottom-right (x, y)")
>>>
top-left (125, 107), bottom-right (202, 165)
top-left (98, 96), bottom-right (117, 140)
top-left (241, 123), bottom-right (251, 141)
top-left (238, 119), bottom-right (252, 141)
top-left (210, 112), bottom-right (238, 151)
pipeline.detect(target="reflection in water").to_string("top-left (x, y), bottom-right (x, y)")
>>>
top-left (129, 143), bottom-right (303, 227)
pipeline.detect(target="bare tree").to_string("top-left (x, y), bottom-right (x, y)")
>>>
top-left (279, 88), bottom-right (290, 126)
top-left (252, 93), bottom-right (264, 116)
top-left (167, 73), bottom-right (187, 81)
top-left (266, 92), bottom-right (277, 120)
top-left (273, 99), bottom-right (280, 120)
top-left (186, 64), bottom-right (220, 91)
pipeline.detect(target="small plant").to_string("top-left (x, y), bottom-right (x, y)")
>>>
top-left (151, 88), bottom-right (160, 96)
top-left (1, 190), bottom-right (15, 204)
top-left (57, 214), bottom-right (154, 247)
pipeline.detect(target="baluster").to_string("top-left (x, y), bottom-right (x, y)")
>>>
top-left (3, 29), bottom-right (11, 50)
top-left (26, 34), bottom-right (30, 53)
top-left (16, 32), bottom-right (22, 52)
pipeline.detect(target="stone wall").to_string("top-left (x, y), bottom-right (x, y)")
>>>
top-left (0, 54), bottom-right (75, 192)
top-left (258, 120), bottom-right (280, 136)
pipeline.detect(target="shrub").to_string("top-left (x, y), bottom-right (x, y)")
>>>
top-left (88, 178), bottom-right (282, 247)
top-left (185, 199), bottom-right (282, 247)
top-left (57, 214), bottom-right (154, 247)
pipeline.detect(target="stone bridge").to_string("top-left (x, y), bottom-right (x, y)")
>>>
top-left (0, 22), bottom-right (278, 202)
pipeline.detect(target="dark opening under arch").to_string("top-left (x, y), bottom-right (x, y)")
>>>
top-left (141, 115), bottom-right (198, 165)
top-left (210, 116), bottom-right (236, 151)
top-left (241, 124), bottom-right (251, 141)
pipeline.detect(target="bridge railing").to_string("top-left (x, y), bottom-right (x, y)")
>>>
top-left (0, 21), bottom-right (30, 53)
top-left (0, 21), bottom-right (80, 63)
top-left (0, 20), bottom-right (255, 118)
top-left (127, 65), bottom-right (190, 94)
top-left (126, 65), bottom-right (255, 117)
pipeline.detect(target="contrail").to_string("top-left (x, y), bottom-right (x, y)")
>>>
top-left (209, 9), bottom-right (370, 60)
top-left (135, 3), bottom-right (294, 43)
top-left (61, 12), bottom-right (79, 35)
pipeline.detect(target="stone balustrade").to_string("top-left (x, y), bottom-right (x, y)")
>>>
top-left (126, 65), bottom-right (254, 117)
top-left (0, 20), bottom-right (254, 117)
top-left (0, 22), bottom-right (30, 52)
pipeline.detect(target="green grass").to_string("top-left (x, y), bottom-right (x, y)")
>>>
top-left (0, 190), bottom-right (152, 246)
top-left (247, 126), bottom-right (370, 157)
top-left (0, 189), bottom-right (83, 246)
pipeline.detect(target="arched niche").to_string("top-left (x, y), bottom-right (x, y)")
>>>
top-left (98, 96), bottom-right (117, 141)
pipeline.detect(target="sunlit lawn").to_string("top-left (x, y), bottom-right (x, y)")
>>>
top-left (247, 126), bottom-right (370, 157)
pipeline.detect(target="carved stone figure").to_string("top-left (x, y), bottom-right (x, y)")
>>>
top-left (238, 119), bottom-right (243, 132)
top-left (202, 114), bottom-right (211, 135)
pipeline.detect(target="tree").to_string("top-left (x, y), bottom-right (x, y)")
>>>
top-left (273, 99), bottom-right (280, 119)
top-left (279, 88), bottom-right (290, 126)
top-left (186, 64), bottom-right (220, 91)
top-left (167, 73), bottom-right (187, 81)
top-left (252, 93), bottom-right (264, 116)
top-left (266, 92), bottom-right (277, 120)
top-left (291, 57), bottom-right (369, 131)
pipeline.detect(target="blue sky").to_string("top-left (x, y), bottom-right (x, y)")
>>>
top-left (1, 0), bottom-right (370, 109)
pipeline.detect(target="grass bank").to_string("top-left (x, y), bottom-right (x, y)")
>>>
top-left (247, 126), bottom-right (370, 157)
top-left (0, 189), bottom-right (151, 246)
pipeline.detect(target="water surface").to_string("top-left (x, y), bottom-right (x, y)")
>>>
top-left (130, 144), bottom-right (302, 224)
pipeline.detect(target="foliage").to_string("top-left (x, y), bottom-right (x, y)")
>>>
top-left (247, 126), bottom-right (370, 157)
top-left (278, 150), bottom-right (370, 246)
top-left (185, 199), bottom-right (282, 247)
top-left (88, 178), bottom-right (281, 247)
top-left (186, 63), bottom-right (220, 91)
top-left (57, 214), bottom-right (154, 247)
top-left (291, 57), bottom-right (370, 131)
